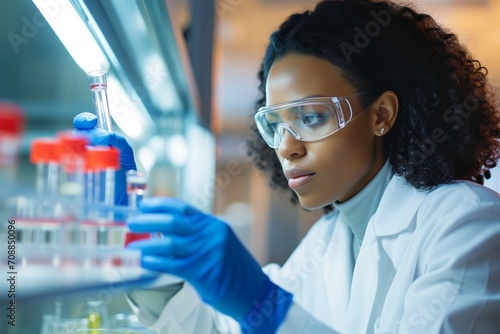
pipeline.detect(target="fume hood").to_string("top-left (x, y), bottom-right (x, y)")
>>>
top-left (0, 1), bottom-right (216, 333)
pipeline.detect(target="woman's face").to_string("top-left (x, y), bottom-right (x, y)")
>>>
top-left (266, 53), bottom-right (386, 210)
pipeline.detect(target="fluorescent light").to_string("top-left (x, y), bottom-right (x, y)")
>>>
top-left (32, 0), bottom-right (155, 141)
top-left (32, 0), bottom-right (109, 73)
top-left (143, 53), bottom-right (181, 112)
top-left (106, 75), bottom-right (146, 139)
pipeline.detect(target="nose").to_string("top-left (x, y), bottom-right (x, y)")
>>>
top-left (277, 127), bottom-right (306, 160)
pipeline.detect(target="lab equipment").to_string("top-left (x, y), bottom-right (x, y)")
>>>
top-left (0, 102), bottom-right (24, 165)
top-left (13, 138), bottom-right (68, 247)
top-left (87, 300), bottom-right (109, 330)
top-left (73, 112), bottom-right (137, 206)
top-left (38, 297), bottom-right (154, 333)
top-left (13, 139), bottom-right (62, 246)
top-left (254, 91), bottom-right (372, 148)
top-left (71, 329), bottom-right (155, 333)
top-left (87, 146), bottom-right (120, 207)
top-left (85, 146), bottom-right (122, 245)
top-left (41, 299), bottom-right (63, 334)
top-left (123, 170), bottom-right (150, 247)
top-left (13, 216), bottom-right (67, 246)
top-left (126, 197), bottom-right (293, 330)
top-left (57, 134), bottom-right (88, 200)
top-left (30, 138), bottom-right (60, 196)
top-left (8, 194), bottom-right (69, 248)
top-left (88, 71), bottom-right (113, 133)
top-left (0, 101), bottom-right (24, 196)
top-left (126, 170), bottom-right (147, 209)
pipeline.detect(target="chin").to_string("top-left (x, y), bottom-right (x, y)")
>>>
top-left (297, 194), bottom-right (332, 211)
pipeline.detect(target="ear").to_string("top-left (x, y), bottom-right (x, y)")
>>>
top-left (370, 90), bottom-right (398, 136)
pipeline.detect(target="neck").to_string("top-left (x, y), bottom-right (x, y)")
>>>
top-left (334, 160), bottom-right (393, 258)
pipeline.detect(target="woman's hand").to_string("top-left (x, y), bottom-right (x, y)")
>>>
top-left (127, 197), bottom-right (294, 330)
top-left (73, 112), bottom-right (136, 205)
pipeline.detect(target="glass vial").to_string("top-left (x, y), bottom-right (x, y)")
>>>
top-left (87, 146), bottom-right (120, 208)
top-left (88, 70), bottom-right (113, 133)
top-left (30, 138), bottom-right (60, 196)
top-left (126, 170), bottom-right (148, 210)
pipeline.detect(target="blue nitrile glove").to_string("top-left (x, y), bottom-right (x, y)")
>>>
top-left (127, 197), bottom-right (294, 332)
top-left (73, 112), bottom-right (137, 206)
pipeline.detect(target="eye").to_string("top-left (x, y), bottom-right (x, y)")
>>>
top-left (301, 112), bottom-right (329, 127)
top-left (268, 121), bottom-right (279, 131)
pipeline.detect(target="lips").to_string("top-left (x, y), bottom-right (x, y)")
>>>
top-left (284, 167), bottom-right (316, 190)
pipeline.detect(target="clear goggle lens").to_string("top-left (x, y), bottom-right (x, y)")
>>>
top-left (255, 96), bottom-right (355, 148)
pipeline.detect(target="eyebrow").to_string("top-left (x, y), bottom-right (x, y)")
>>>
top-left (302, 94), bottom-right (326, 99)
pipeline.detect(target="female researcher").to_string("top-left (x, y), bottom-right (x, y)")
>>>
top-left (74, 0), bottom-right (500, 332)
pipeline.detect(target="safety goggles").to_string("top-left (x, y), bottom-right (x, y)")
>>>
top-left (254, 92), bottom-right (372, 148)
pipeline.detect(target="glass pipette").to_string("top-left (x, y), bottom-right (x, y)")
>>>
top-left (87, 70), bottom-right (113, 133)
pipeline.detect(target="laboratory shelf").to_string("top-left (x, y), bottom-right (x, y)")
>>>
top-left (0, 246), bottom-right (182, 302)
top-left (1, 196), bottom-right (183, 302)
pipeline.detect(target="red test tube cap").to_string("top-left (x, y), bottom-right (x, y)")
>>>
top-left (57, 134), bottom-right (89, 158)
top-left (0, 102), bottom-right (25, 135)
top-left (87, 146), bottom-right (120, 171)
top-left (30, 138), bottom-right (60, 164)
top-left (57, 134), bottom-right (89, 172)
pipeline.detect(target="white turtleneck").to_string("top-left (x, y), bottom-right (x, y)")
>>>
top-left (333, 160), bottom-right (394, 260)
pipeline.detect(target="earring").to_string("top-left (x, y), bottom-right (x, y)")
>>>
top-left (380, 128), bottom-right (385, 134)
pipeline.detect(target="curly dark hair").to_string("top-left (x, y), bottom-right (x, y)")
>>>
top-left (246, 0), bottom-right (500, 206)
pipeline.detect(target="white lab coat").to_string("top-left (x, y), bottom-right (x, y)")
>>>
top-left (131, 175), bottom-right (500, 333)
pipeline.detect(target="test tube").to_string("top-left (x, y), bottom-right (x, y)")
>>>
top-left (30, 138), bottom-right (60, 196)
top-left (57, 134), bottom-right (88, 228)
top-left (87, 147), bottom-right (120, 246)
top-left (58, 134), bottom-right (88, 199)
top-left (126, 170), bottom-right (148, 210)
top-left (87, 146), bottom-right (120, 208)
top-left (88, 70), bottom-right (113, 133)
top-left (29, 139), bottom-right (61, 245)
top-left (124, 171), bottom-right (152, 246)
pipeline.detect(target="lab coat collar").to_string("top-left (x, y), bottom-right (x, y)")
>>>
top-left (371, 175), bottom-right (430, 236)
top-left (347, 176), bottom-right (430, 333)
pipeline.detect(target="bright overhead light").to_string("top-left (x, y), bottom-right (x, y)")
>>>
top-left (143, 53), bottom-right (181, 112)
top-left (32, 0), bottom-right (155, 141)
top-left (106, 75), bottom-right (146, 139)
top-left (32, 0), bottom-right (109, 73)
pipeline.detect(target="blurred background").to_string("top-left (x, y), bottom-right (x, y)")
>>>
top-left (1, 0), bottom-right (499, 266)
